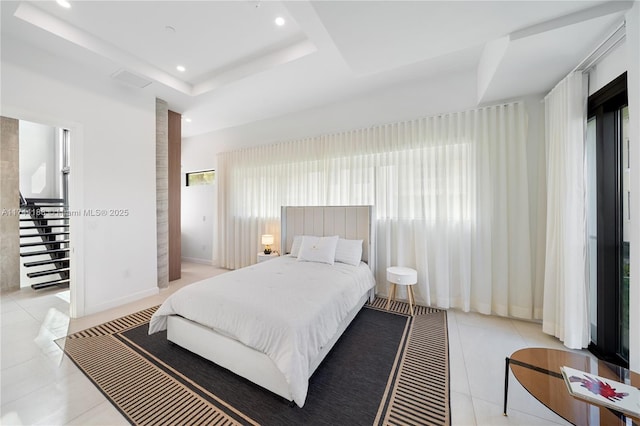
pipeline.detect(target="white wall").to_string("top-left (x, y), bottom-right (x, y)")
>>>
top-left (18, 121), bottom-right (59, 199)
top-left (2, 39), bottom-right (159, 316)
top-left (186, 69), bottom-right (478, 153)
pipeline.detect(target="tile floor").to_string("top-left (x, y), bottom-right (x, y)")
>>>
top-left (1, 262), bottom-right (585, 425)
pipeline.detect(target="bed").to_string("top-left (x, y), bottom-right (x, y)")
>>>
top-left (148, 206), bottom-right (375, 407)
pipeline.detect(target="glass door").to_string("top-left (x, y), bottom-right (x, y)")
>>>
top-left (587, 73), bottom-right (629, 366)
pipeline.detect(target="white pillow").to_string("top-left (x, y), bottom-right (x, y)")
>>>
top-left (297, 235), bottom-right (339, 265)
top-left (290, 235), bottom-right (303, 257)
top-left (335, 238), bottom-right (363, 266)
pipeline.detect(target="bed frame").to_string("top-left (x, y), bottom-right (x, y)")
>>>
top-left (166, 205), bottom-right (375, 404)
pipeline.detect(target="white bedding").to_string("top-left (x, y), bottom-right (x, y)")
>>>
top-left (148, 255), bottom-right (375, 407)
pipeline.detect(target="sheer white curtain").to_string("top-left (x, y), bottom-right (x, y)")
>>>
top-left (542, 71), bottom-right (590, 348)
top-left (218, 102), bottom-right (538, 317)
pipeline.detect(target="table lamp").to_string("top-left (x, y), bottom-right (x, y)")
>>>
top-left (261, 234), bottom-right (274, 254)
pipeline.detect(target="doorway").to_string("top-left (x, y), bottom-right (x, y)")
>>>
top-left (18, 121), bottom-right (71, 290)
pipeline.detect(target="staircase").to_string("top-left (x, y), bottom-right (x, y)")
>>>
top-left (19, 195), bottom-right (70, 290)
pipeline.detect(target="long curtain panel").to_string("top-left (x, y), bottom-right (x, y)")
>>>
top-left (217, 102), bottom-right (539, 318)
top-left (542, 72), bottom-right (590, 348)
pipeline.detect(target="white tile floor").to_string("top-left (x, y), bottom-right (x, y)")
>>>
top-left (1, 263), bottom-right (586, 425)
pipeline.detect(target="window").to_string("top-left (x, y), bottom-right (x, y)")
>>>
top-left (186, 170), bottom-right (215, 187)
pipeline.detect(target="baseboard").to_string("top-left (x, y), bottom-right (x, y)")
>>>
top-left (84, 287), bottom-right (159, 316)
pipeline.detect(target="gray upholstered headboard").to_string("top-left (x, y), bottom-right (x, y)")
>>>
top-left (280, 206), bottom-right (374, 265)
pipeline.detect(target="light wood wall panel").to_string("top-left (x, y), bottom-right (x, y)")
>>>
top-left (155, 99), bottom-right (169, 289)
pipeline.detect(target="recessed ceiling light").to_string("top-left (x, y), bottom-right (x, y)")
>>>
top-left (184, 118), bottom-right (192, 123)
top-left (275, 17), bottom-right (285, 26)
top-left (56, 0), bottom-right (71, 8)
top-left (176, 65), bottom-right (186, 72)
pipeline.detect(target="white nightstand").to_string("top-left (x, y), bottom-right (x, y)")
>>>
top-left (257, 252), bottom-right (280, 263)
top-left (386, 266), bottom-right (418, 315)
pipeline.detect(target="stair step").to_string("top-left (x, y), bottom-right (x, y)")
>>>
top-left (24, 197), bottom-right (65, 203)
top-left (20, 248), bottom-right (69, 257)
top-left (20, 232), bottom-right (70, 238)
top-left (20, 217), bottom-right (67, 221)
top-left (20, 224), bottom-right (69, 229)
top-left (23, 258), bottom-right (70, 267)
top-left (21, 210), bottom-right (67, 216)
top-left (27, 268), bottom-right (70, 278)
top-left (20, 240), bottom-right (70, 248)
top-left (31, 279), bottom-right (70, 290)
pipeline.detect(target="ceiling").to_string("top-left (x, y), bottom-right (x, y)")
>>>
top-left (0, 1), bottom-right (633, 138)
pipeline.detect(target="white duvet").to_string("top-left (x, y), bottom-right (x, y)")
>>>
top-left (148, 255), bottom-right (375, 407)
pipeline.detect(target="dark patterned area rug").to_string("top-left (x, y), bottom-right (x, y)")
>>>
top-left (62, 298), bottom-right (449, 426)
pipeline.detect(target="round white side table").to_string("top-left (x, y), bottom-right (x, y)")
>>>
top-left (386, 266), bottom-right (418, 315)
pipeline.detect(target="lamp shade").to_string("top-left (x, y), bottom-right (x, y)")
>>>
top-left (261, 234), bottom-right (274, 245)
